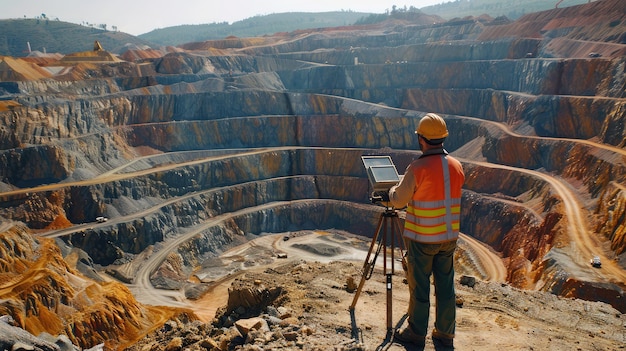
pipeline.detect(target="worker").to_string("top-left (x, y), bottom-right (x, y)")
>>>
top-left (388, 113), bottom-right (465, 348)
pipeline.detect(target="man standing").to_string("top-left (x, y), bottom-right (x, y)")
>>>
top-left (388, 113), bottom-right (465, 348)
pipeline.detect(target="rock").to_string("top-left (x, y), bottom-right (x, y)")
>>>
top-left (0, 322), bottom-right (60, 351)
top-left (234, 317), bottom-right (270, 336)
top-left (301, 326), bottom-right (315, 336)
top-left (266, 306), bottom-right (280, 318)
top-left (218, 328), bottom-right (242, 350)
top-left (162, 320), bottom-right (178, 332)
top-left (460, 275), bottom-right (477, 288)
top-left (346, 276), bottom-right (358, 293)
top-left (34, 333), bottom-right (78, 351)
top-left (11, 342), bottom-right (36, 351)
top-left (224, 283), bottom-right (284, 316)
top-left (456, 296), bottom-right (465, 307)
top-left (164, 337), bottom-right (183, 351)
top-left (283, 331), bottom-right (299, 342)
top-left (199, 338), bottom-right (219, 350)
top-left (265, 315), bottom-right (283, 326)
top-left (48, 334), bottom-right (79, 351)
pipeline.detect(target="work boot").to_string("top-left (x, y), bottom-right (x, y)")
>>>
top-left (394, 326), bottom-right (426, 346)
top-left (432, 330), bottom-right (454, 348)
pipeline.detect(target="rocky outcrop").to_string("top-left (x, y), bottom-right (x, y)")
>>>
top-left (477, 0), bottom-right (626, 48)
top-left (124, 261), bottom-right (367, 351)
top-left (0, 223), bottom-right (195, 349)
top-left (539, 248), bottom-right (626, 313)
top-left (0, 317), bottom-right (70, 351)
top-left (595, 182), bottom-right (626, 255)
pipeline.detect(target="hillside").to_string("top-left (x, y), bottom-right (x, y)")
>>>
top-left (140, 0), bottom-right (593, 47)
top-left (138, 11), bottom-right (371, 47)
top-left (0, 0), bottom-right (594, 55)
top-left (421, 0), bottom-right (591, 21)
top-left (0, 18), bottom-right (154, 57)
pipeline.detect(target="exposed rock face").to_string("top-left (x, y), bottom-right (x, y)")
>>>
top-left (596, 182), bottom-right (626, 255)
top-left (0, 223), bottom-right (194, 349)
top-left (539, 248), bottom-right (626, 312)
top-left (0, 0), bottom-right (625, 346)
top-left (477, 0), bottom-right (626, 47)
top-left (0, 318), bottom-right (62, 351)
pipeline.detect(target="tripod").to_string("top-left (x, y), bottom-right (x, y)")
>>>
top-left (350, 205), bottom-right (406, 340)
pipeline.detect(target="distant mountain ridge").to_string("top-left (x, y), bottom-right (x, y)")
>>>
top-left (139, 11), bottom-right (371, 47)
top-left (139, 0), bottom-right (591, 47)
top-left (421, 0), bottom-right (590, 22)
top-left (0, 0), bottom-right (592, 56)
top-left (0, 18), bottom-right (153, 57)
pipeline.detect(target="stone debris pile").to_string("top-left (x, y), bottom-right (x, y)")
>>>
top-left (126, 303), bottom-right (365, 351)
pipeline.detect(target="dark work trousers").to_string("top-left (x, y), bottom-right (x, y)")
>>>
top-left (404, 239), bottom-right (457, 338)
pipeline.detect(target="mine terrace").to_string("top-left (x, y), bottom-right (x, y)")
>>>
top-left (0, 0), bottom-right (625, 350)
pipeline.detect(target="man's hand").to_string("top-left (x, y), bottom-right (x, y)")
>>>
top-left (371, 191), bottom-right (390, 202)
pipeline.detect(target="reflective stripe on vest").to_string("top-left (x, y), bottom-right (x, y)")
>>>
top-left (403, 155), bottom-right (460, 243)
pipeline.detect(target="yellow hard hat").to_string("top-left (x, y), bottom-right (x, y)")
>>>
top-left (416, 113), bottom-right (449, 141)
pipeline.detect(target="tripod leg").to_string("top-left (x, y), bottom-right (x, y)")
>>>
top-left (381, 214), bottom-right (394, 332)
top-left (350, 209), bottom-right (386, 340)
top-left (350, 212), bottom-right (384, 311)
top-left (386, 272), bottom-right (393, 332)
top-left (386, 211), bottom-right (405, 333)
top-left (392, 213), bottom-right (407, 274)
top-left (350, 211), bottom-right (386, 339)
top-left (350, 308), bottom-right (360, 341)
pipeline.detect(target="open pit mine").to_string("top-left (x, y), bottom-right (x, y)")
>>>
top-left (0, 0), bottom-right (625, 350)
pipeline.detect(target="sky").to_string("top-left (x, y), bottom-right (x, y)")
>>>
top-left (0, 0), bottom-right (445, 36)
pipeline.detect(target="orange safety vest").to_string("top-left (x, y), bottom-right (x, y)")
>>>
top-left (403, 152), bottom-right (465, 244)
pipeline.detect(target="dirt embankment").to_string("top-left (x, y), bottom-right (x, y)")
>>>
top-left (123, 230), bottom-right (625, 351)
top-left (126, 258), bottom-right (626, 351)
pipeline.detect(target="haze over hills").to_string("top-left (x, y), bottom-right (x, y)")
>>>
top-left (421, 0), bottom-right (591, 21)
top-left (0, 0), bottom-right (593, 55)
top-left (0, 18), bottom-right (154, 57)
top-left (0, 0), bottom-right (625, 350)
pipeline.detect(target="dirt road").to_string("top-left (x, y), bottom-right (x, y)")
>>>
top-left (465, 159), bottom-right (626, 285)
top-left (124, 218), bottom-right (507, 322)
